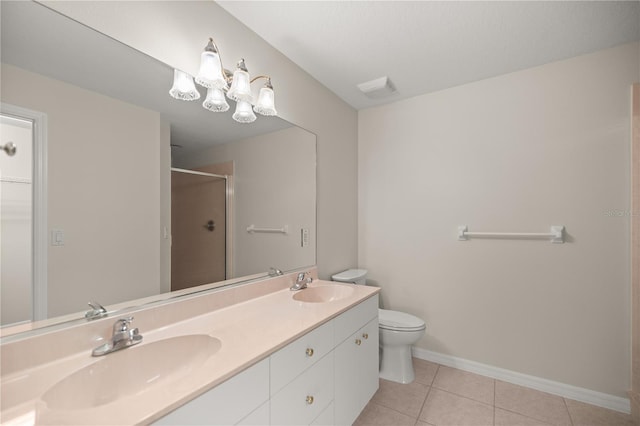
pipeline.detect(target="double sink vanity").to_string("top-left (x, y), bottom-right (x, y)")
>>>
top-left (0, 269), bottom-right (380, 425)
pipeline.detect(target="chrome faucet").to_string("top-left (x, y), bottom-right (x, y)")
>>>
top-left (269, 267), bottom-right (284, 276)
top-left (92, 317), bottom-right (143, 356)
top-left (84, 301), bottom-right (107, 320)
top-left (290, 271), bottom-right (313, 291)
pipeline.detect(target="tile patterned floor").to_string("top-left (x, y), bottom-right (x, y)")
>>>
top-left (354, 358), bottom-right (635, 426)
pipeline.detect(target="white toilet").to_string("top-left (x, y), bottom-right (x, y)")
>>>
top-left (331, 269), bottom-right (426, 384)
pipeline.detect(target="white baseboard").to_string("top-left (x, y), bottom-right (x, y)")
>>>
top-left (412, 347), bottom-right (631, 414)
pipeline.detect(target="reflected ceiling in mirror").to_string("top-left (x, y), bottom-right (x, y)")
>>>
top-left (0, 1), bottom-right (316, 336)
top-left (1, 0), bottom-right (292, 159)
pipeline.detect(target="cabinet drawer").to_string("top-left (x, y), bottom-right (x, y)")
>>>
top-left (270, 319), bottom-right (334, 395)
top-left (270, 352), bottom-right (334, 425)
top-left (311, 401), bottom-right (334, 426)
top-left (237, 400), bottom-right (269, 425)
top-left (334, 295), bottom-right (378, 345)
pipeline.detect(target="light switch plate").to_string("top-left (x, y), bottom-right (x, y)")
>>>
top-left (51, 229), bottom-right (64, 246)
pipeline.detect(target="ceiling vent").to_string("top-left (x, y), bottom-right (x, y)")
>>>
top-left (357, 76), bottom-right (396, 99)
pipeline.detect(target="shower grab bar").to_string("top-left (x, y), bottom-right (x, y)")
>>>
top-left (457, 225), bottom-right (565, 244)
top-left (247, 224), bottom-right (289, 234)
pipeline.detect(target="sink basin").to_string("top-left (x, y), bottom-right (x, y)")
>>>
top-left (41, 334), bottom-right (221, 410)
top-left (293, 284), bottom-right (355, 303)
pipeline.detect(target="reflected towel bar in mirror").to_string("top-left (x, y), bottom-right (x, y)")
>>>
top-left (246, 225), bottom-right (289, 234)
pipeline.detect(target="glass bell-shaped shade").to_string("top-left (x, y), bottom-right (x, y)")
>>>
top-left (254, 86), bottom-right (277, 116)
top-left (195, 50), bottom-right (227, 90)
top-left (227, 68), bottom-right (253, 102)
top-left (202, 87), bottom-right (230, 112)
top-left (169, 69), bottom-right (200, 101)
top-left (232, 100), bottom-right (257, 123)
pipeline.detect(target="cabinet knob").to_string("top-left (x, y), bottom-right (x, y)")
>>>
top-left (355, 338), bottom-right (362, 346)
top-left (306, 395), bottom-right (314, 405)
top-left (305, 348), bottom-right (314, 357)
top-left (362, 333), bottom-right (369, 340)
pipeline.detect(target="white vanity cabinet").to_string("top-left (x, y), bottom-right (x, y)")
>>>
top-left (154, 358), bottom-right (270, 425)
top-left (269, 294), bottom-right (378, 426)
top-left (154, 294), bottom-right (378, 426)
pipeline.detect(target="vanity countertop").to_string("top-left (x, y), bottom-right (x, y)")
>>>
top-left (0, 280), bottom-right (379, 425)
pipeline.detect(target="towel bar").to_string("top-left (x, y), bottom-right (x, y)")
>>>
top-left (458, 225), bottom-right (565, 244)
top-left (246, 224), bottom-right (289, 234)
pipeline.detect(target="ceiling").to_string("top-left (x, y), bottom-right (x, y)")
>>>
top-left (217, 1), bottom-right (640, 110)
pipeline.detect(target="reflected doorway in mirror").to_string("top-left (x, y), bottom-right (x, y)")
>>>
top-left (171, 166), bottom-right (232, 291)
top-left (0, 104), bottom-right (47, 327)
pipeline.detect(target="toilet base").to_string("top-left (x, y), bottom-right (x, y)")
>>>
top-left (379, 344), bottom-right (415, 384)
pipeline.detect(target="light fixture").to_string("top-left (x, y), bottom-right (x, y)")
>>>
top-left (202, 87), bottom-right (229, 112)
top-left (226, 59), bottom-right (253, 103)
top-left (232, 100), bottom-right (257, 123)
top-left (169, 38), bottom-right (277, 123)
top-left (169, 69), bottom-right (200, 101)
top-left (195, 38), bottom-right (227, 90)
top-left (254, 78), bottom-right (277, 116)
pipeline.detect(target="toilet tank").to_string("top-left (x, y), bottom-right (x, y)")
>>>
top-left (331, 269), bottom-right (368, 285)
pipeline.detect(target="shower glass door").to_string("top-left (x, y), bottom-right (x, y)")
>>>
top-left (171, 169), bottom-right (227, 291)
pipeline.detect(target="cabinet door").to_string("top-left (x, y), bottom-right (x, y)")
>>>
top-left (154, 358), bottom-right (269, 425)
top-left (359, 318), bottom-right (380, 408)
top-left (334, 318), bottom-right (379, 426)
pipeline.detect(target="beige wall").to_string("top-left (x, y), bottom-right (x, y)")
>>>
top-left (181, 126), bottom-right (316, 277)
top-left (358, 43), bottom-right (639, 397)
top-left (42, 0), bottom-right (359, 280)
top-left (1, 64), bottom-right (162, 317)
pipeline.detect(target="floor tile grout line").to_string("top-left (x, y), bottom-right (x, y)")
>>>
top-left (366, 400), bottom-right (419, 423)
top-left (493, 378), bottom-right (496, 426)
top-left (563, 397), bottom-right (575, 426)
top-left (427, 386), bottom-right (496, 408)
top-left (374, 378), bottom-right (432, 420)
top-left (495, 406), bottom-right (562, 426)
top-left (428, 365), bottom-right (496, 407)
top-left (416, 364), bottom-right (439, 423)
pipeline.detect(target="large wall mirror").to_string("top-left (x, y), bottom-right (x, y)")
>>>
top-left (0, 1), bottom-right (316, 334)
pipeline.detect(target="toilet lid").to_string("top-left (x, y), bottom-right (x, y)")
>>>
top-left (378, 309), bottom-right (426, 331)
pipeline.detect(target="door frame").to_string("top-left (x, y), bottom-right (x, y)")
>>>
top-left (631, 83), bottom-right (640, 422)
top-left (1, 103), bottom-right (48, 321)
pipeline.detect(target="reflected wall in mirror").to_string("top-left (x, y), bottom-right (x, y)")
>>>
top-left (0, 1), bottom-right (316, 332)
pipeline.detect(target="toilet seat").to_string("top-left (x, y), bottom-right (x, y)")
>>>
top-left (378, 309), bottom-right (426, 332)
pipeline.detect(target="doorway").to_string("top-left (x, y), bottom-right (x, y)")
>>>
top-left (171, 168), bottom-right (229, 291)
top-left (0, 104), bottom-right (47, 326)
top-left (1, 114), bottom-right (33, 325)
